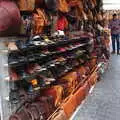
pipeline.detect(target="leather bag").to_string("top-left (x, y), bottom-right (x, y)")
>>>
top-left (0, 0), bottom-right (21, 36)
top-left (58, 0), bottom-right (69, 13)
top-left (33, 8), bottom-right (48, 34)
top-left (17, 0), bottom-right (35, 11)
top-left (60, 72), bottom-right (78, 96)
top-left (41, 85), bottom-right (64, 107)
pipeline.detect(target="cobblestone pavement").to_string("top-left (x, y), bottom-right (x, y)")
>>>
top-left (72, 55), bottom-right (120, 120)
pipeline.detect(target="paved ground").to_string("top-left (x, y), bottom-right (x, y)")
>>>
top-left (72, 54), bottom-right (120, 120)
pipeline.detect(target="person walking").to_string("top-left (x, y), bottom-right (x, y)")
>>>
top-left (109, 14), bottom-right (120, 55)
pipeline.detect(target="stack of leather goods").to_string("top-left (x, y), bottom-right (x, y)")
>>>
top-left (0, 0), bottom-right (110, 120)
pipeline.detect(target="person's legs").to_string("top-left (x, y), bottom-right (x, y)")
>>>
top-left (111, 34), bottom-right (116, 53)
top-left (116, 34), bottom-right (120, 54)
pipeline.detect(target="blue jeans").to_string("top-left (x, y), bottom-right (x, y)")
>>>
top-left (111, 34), bottom-right (119, 53)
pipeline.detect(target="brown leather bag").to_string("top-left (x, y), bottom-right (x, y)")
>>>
top-left (17, 0), bottom-right (35, 11)
top-left (33, 8), bottom-right (48, 34)
top-left (41, 85), bottom-right (64, 107)
top-left (37, 96), bottom-right (55, 114)
top-left (60, 72), bottom-right (78, 96)
top-left (9, 108), bottom-right (33, 120)
top-left (58, 0), bottom-right (69, 13)
top-left (0, 0), bottom-right (21, 36)
top-left (87, 10), bottom-right (93, 20)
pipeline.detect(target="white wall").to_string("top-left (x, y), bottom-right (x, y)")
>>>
top-left (103, 0), bottom-right (120, 10)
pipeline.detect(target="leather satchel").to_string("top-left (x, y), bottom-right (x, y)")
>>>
top-left (33, 8), bottom-right (48, 34)
top-left (60, 72), bottom-right (78, 96)
top-left (0, 0), bottom-right (21, 36)
top-left (41, 85), bottom-right (64, 107)
top-left (58, 0), bottom-right (69, 13)
top-left (17, 0), bottom-right (35, 11)
top-left (37, 96), bottom-right (55, 115)
top-left (9, 108), bottom-right (33, 120)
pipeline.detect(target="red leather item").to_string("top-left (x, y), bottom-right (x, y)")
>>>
top-left (56, 16), bottom-right (68, 31)
top-left (0, 0), bottom-right (21, 36)
top-left (35, 0), bottom-right (44, 5)
top-left (57, 47), bottom-right (66, 52)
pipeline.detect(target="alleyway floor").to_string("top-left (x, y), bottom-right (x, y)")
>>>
top-left (72, 55), bottom-right (120, 120)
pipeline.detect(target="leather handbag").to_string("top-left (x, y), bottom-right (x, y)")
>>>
top-left (27, 102), bottom-right (48, 120)
top-left (33, 8), bottom-right (48, 34)
top-left (0, 0), bottom-right (21, 36)
top-left (60, 72), bottom-right (78, 96)
top-left (58, 0), bottom-right (69, 13)
top-left (9, 108), bottom-right (33, 120)
top-left (17, 0), bottom-right (35, 11)
top-left (41, 85), bottom-right (64, 107)
top-left (37, 96), bottom-right (55, 114)
top-left (77, 66), bottom-right (87, 79)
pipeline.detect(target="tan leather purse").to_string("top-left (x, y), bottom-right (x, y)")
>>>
top-left (60, 72), bottom-right (78, 96)
top-left (58, 0), bottom-right (69, 13)
top-left (33, 9), bottom-right (48, 34)
top-left (41, 85), bottom-right (64, 107)
top-left (17, 0), bottom-right (35, 11)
